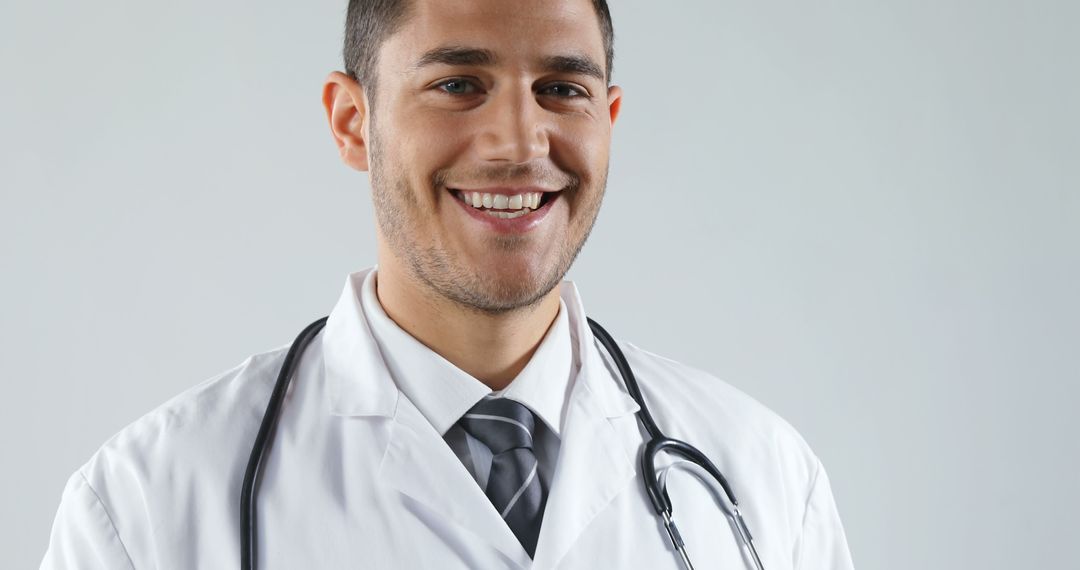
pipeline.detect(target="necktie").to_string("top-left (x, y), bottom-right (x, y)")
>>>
top-left (458, 397), bottom-right (547, 557)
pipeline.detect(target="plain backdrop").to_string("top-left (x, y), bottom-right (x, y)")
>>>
top-left (2, 0), bottom-right (1077, 568)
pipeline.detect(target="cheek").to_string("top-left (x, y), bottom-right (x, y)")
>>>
top-left (554, 124), bottom-right (610, 185)
top-left (403, 115), bottom-right (476, 181)
top-left (376, 123), bottom-right (469, 211)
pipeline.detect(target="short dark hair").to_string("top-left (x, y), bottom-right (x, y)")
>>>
top-left (343, 0), bottom-right (615, 93)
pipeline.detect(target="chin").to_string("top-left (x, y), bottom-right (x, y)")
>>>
top-left (468, 286), bottom-right (553, 314)
top-left (450, 259), bottom-right (563, 314)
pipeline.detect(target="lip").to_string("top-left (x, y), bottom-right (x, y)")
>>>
top-left (448, 187), bottom-right (560, 235)
top-left (451, 186), bottom-right (562, 196)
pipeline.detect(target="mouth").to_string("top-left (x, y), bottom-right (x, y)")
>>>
top-left (448, 188), bottom-right (559, 219)
top-left (445, 186), bottom-right (562, 234)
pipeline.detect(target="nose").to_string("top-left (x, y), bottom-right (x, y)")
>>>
top-left (474, 83), bottom-right (550, 165)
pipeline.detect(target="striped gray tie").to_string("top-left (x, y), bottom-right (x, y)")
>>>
top-left (458, 397), bottom-right (547, 557)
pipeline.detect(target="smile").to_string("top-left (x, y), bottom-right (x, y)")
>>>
top-left (450, 189), bottom-right (556, 219)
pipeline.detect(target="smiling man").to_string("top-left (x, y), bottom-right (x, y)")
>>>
top-left (41, 1), bottom-right (854, 569)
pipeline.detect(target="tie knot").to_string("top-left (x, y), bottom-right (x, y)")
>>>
top-left (458, 397), bottom-right (537, 454)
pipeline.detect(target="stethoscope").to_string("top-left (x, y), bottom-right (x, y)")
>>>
top-left (241, 316), bottom-right (765, 570)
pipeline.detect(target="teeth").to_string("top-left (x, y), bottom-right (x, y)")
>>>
top-left (454, 190), bottom-right (545, 212)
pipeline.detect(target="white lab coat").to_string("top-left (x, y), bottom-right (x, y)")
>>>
top-left (41, 268), bottom-right (854, 569)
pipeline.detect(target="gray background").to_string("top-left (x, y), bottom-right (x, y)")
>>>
top-left (2, 0), bottom-right (1077, 568)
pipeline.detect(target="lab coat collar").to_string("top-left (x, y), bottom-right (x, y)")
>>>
top-left (323, 268), bottom-right (399, 417)
top-left (558, 276), bottom-right (641, 419)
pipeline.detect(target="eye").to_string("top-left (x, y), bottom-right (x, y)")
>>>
top-left (539, 83), bottom-right (587, 98)
top-left (436, 78), bottom-right (480, 95)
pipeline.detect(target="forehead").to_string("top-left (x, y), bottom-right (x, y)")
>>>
top-left (381, 0), bottom-right (605, 72)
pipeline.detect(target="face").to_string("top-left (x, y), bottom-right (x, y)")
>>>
top-left (345, 0), bottom-right (620, 314)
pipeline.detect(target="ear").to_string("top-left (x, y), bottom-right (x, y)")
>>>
top-left (322, 71), bottom-right (371, 172)
top-left (606, 84), bottom-right (623, 127)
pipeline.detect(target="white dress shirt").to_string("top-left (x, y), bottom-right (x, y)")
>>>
top-left (358, 267), bottom-right (572, 492)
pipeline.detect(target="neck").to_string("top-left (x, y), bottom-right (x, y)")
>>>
top-left (374, 257), bottom-right (561, 392)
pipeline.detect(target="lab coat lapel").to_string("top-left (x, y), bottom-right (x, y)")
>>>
top-left (532, 330), bottom-right (642, 568)
top-left (380, 394), bottom-right (532, 568)
top-left (325, 269), bottom-right (530, 566)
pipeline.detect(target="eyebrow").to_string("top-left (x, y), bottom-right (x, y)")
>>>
top-left (540, 54), bottom-right (606, 83)
top-left (410, 46), bottom-right (498, 70)
top-left (409, 46), bottom-right (606, 83)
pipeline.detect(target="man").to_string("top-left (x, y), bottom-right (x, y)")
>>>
top-left (42, 0), bottom-right (854, 568)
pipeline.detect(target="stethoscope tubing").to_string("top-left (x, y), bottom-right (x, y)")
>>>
top-left (240, 316), bottom-right (328, 570)
top-left (587, 318), bottom-right (764, 570)
top-left (241, 316), bottom-right (763, 570)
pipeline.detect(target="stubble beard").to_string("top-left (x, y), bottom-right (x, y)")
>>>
top-left (368, 119), bottom-right (607, 316)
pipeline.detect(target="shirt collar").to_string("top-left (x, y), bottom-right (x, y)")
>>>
top-left (360, 267), bottom-right (573, 437)
top-left (489, 289), bottom-right (573, 437)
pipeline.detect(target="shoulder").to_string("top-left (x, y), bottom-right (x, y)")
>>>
top-left (74, 345), bottom-right (290, 509)
top-left (601, 338), bottom-right (823, 489)
top-left (609, 342), bottom-right (855, 567)
top-left (609, 340), bottom-right (797, 435)
top-left (44, 346), bottom-right (292, 565)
